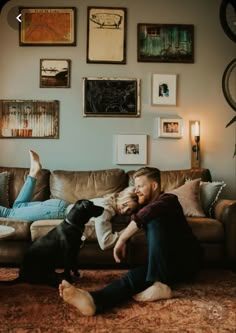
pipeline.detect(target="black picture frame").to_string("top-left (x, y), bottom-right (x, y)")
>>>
top-left (137, 23), bottom-right (194, 63)
top-left (82, 77), bottom-right (141, 117)
top-left (40, 59), bottom-right (71, 88)
top-left (87, 7), bottom-right (127, 64)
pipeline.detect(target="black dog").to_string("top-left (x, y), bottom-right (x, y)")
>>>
top-left (1, 200), bottom-right (104, 287)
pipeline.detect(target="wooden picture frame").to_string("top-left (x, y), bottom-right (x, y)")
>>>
top-left (40, 59), bottom-right (71, 88)
top-left (0, 100), bottom-right (59, 138)
top-left (154, 117), bottom-right (183, 139)
top-left (152, 74), bottom-right (177, 105)
top-left (116, 134), bottom-right (147, 165)
top-left (82, 77), bottom-right (141, 117)
top-left (19, 7), bottom-right (76, 46)
top-left (138, 24), bottom-right (194, 63)
top-left (87, 7), bottom-right (127, 64)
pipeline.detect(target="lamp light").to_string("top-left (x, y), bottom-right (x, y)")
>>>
top-left (189, 121), bottom-right (201, 168)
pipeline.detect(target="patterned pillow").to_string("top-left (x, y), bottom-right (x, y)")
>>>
top-left (200, 181), bottom-right (226, 217)
top-left (0, 171), bottom-right (10, 208)
top-left (167, 178), bottom-right (205, 217)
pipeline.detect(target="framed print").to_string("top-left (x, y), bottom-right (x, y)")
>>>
top-left (82, 77), bottom-right (141, 117)
top-left (19, 7), bottom-right (76, 46)
top-left (138, 24), bottom-right (194, 63)
top-left (116, 134), bottom-right (147, 164)
top-left (87, 7), bottom-right (127, 64)
top-left (155, 117), bottom-right (183, 138)
top-left (0, 100), bottom-right (59, 138)
top-left (40, 59), bottom-right (71, 88)
top-left (152, 74), bottom-right (177, 105)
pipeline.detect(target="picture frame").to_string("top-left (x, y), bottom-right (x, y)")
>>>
top-left (87, 7), bottom-right (127, 64)
top-left (116, 134), bottom-right (147, 165)
top-left (155, 117), bottom-right (183, 139)
top-left (137, 24), bottom-right (194, 63)
top-left (19, 7), bottom-right (76, 46)
top-left (40, 59), bottom-right (71, 88)
top-left (152, 74), bottom-right (177, 106)
top-left (82, 77), bottom-right (141, 117)
top-left (0, 100), bottom-right (59, 138)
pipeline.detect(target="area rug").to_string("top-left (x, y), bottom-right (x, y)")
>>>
top-left (0, 268), bottom-right (235, 333)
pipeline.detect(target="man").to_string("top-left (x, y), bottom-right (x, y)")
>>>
top-left (59, 167), bottom-right (204, 316)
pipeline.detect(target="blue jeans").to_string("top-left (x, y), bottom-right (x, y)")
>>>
top-left (0, 176), bottom-right (69, 221)
top-left (90, 218), bottom-right (204, 312)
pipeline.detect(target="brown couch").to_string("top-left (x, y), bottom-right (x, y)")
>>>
top-left (0, 166), bottom-right (235, 269)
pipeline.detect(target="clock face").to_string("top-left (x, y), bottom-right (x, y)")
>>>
top-left (222, 58), bottom-right (236, 112)
top-left (220, 0), bottom-right (236, 42)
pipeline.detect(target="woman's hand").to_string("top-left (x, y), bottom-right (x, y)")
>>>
top-left (113, 237), bottom-right (127, 263)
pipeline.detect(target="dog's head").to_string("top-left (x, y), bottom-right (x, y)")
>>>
top-left (66, 199), bottom-right (104, 227)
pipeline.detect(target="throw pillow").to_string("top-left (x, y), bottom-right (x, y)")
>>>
top-left (200, 181), bottom-right (226, 217)
top-left (167, 178), bottom-right (205, 217)
top-left (0, 171), bottom-right (10, 208)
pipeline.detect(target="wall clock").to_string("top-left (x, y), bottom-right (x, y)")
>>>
top-left (220, 0), bottom-right (236, 42)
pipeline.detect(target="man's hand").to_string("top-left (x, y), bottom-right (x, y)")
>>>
top-left (113, 237), bottom-right (126, 263)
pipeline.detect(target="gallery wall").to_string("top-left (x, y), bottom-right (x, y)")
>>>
top-left (0, 0), bottom-right (235, 198)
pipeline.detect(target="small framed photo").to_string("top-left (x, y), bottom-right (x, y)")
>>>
top-left (87, 7), bottom-right (127, 64)
top-left (40, 59), bottom-right (71, 88)
top-left (116, 134), bottom-right (147, 165)
top-left (152, 74), bottom-right (177, 106)
top-left (0, 100), bottom-right (59, 138)
top-left (83, 77), bottom-right (141, 117)
top-left (19, 7), bottom-right (76, 46)
top-left (155, 117), bottom-right (183, 139)
top-left (138, 24), bottom-right (194, 63)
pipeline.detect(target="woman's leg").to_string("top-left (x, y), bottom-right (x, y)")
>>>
top-left (13, 150), bottom-right (42, 207)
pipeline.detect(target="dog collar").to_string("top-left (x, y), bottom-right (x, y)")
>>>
top-left (65, 218), bottom-right (86, 243)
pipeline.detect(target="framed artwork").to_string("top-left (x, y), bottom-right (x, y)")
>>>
top-left (152, 74), bottom-right (177, 105)
top-left (116, 134), bottom-right (147, 165)
top-left (154, 117), bottom-right (183, 138)
top-left (40, 59), bottom-right (71, 88)
top-left (0, 100), bottom-right (59, 138)
top-left (82, 77), bottom-right (141, 117)
top-left (137, 24), bottom-right (194, 63)
top-left (19, 7), bottom-right (76, 46)
top-left (87, 7), bottom-right (127, 64)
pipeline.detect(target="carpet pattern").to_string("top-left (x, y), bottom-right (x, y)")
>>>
top-left (0, 268), bottom-right (236, 333)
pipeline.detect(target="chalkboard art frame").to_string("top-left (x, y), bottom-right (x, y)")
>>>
top-left (82, 77), bottom-right (141, 117)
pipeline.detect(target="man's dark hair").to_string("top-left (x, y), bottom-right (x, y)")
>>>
top-left (133, 167), bottom-right (161, 185)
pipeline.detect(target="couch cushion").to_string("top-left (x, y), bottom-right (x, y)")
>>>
top-left (0, 171), bottom-right (10, 207)
top-left (30, 219), bottom-right (97, 242)
top-left (167, 179), bottom-right (205, 217)
top-left (0, 167), bottom-right (50, 206)
top-left (187, 217), bottom-right (224, 242)
top-left (0, 218), bottom-right (32, 241)
top-left (50, 169), bottom-right (128, 203)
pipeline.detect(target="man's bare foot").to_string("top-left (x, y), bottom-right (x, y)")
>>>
top-left (29, 150), bottom-right (42, 178)
top-left (133, 281), bottom-right (172, 302)
top-left (59, 280), bottom-right (96, 316)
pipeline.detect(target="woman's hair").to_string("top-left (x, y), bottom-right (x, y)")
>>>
top-left (116, 186), bottom-right (138, 205)
top-left (133, 167), bottom-right (161, 185)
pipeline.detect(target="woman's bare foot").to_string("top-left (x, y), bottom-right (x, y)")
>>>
top-left (133, 281), bottom-right (172, 302)
top-left (29, 150), bottom-right (42, 178)
top-left (59, 280), bottom-right (96, 316)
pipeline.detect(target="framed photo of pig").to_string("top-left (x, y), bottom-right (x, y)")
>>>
top-left (87, 7), bottom-right (127, 64)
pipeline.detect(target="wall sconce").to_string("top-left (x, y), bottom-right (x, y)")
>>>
top-left (189, 121), bottom-right (201, 168)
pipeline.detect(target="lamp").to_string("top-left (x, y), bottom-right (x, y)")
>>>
top-left (189, 121), bottom-right (201, 168)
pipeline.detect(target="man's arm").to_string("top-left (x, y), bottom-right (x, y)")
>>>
top-left (113, 220), bottom-right (138, 263)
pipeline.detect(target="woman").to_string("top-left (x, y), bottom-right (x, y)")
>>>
top-left (0, 151), bottom-right (139, 251)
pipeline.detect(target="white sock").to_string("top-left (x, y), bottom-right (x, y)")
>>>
top-left (133, 281), bottom-right (172, 302)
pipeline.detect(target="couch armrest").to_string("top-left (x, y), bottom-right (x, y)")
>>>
top-left (213, 199), bottom-right (236, 265)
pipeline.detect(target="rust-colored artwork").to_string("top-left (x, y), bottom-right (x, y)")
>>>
top-left (19, 8), bottom-right (76, 46)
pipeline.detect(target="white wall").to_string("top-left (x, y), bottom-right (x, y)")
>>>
top-left (0, 0), bottom-right (235, 198)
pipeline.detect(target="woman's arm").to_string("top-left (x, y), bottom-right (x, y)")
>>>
top-left (94, 208), bottom-right (123, 250)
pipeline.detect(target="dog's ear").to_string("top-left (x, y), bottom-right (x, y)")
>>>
top-left (81, 200), bottom-right (93, 210)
